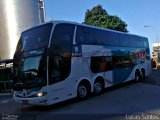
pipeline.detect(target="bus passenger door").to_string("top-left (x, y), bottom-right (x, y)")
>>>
top-left (48, 23), bottom-right (75, 102)
top-left (48, 56), bottom-right (71, 101)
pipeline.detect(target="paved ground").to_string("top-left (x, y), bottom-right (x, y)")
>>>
top-left (142, 69), bottom-right (160, 85)
top-left (1, 69), bottom-right (160, 120)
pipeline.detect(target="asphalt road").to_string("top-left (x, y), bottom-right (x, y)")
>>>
top-left (1, 70), bottom-right (160, 120)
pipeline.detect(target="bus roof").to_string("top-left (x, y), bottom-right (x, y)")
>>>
top-left (51, 20), bottom-right (148, 40)
top-left (23, 20), bottom-right (147, 40)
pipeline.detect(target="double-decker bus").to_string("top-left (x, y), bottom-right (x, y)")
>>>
top-left (13, 21), bottom-right (151, 105)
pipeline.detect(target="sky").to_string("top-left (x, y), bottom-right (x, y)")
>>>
top-left (45, 0), bottom-right (160, 51)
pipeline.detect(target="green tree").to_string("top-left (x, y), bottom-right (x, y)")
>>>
top-left (83, 5), bottom-right (128, 32)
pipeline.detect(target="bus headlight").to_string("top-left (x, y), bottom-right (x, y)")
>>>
top-left (36, 91), bottom-right (47, 97)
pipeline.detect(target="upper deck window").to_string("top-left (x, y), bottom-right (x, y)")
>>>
top-left (50, 23), bottom-right (75, 57)
top-left (17, 23), bottom-right (53, 52)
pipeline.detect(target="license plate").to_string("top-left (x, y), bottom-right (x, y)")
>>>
top-left (22, 100), bottom-right (28, 105)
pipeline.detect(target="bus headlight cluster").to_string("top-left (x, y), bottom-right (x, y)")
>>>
top-left (36, 91), bottom-right (47, 97)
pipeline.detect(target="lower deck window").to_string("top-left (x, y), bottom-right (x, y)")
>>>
top-left (90, 56), bottom-right (135, 73)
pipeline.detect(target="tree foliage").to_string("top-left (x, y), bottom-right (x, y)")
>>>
top-left (83, 5), bottom-right (128, 32)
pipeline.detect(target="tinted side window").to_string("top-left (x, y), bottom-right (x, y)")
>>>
top-left (51, 24), bottom-right (75, 57)
top-left (21, 23), bottom-right (53, 51)
top-left (76, 26), bottom-right (120, 46)
top-left (112, 56), bottom-right (134, 68)
top-left (49, 56), bottom-right (63, 84)
top-left (76, 26), bottom-right (93, 44)
top-left (129, 37), bottom-right (137, 47)
top-left (93, 30), bottom-right (120, 46)
top-left (144, 39), bottom-right (149, 47)
top-left (138, 38), bottom-right (141, 47)
top-left (49, 56), bottom-right (71, 84)
top-left (120, 35), bottom-right (128, 46)
top-left (94, 29), bottom-right (111, 45)
top-left (91, 56), bottom-right (113, 73)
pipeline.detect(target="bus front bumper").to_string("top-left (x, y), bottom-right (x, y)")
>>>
top-left (13, 94), bottom-right (50, 106)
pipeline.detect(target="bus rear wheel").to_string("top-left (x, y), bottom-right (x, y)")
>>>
top-left (77, 84), bottom-right (88, 99)
top-left (94, 81), bottom-right (103, 94)
top-left (141, 70), bottom-right (145, 79)
top-left (135, 72), bottom-right (141, 82)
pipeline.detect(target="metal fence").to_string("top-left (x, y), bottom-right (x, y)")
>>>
top-left (0, 59), bottom-right (13, 92)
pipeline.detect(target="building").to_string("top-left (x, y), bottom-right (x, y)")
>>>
top-left (152, 42), bottom-right (160, 68)
top-left (0, 0), bottom-right (46, 59)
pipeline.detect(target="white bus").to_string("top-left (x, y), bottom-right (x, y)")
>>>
top-left (13, 21), bottom-right (151, 105)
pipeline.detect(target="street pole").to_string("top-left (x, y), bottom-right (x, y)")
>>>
top-left (38, 0), bottom-right (46, 23)
top-left (144, 25), bottom-right (159, 44)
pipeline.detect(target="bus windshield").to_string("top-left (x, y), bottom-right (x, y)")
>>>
top-left (23, 56), bottom-right (42, 85)
top-left (13, 23), bottom-right (53, 90)
top-left (13, 55), bottom-right (47, 90)
top-left (16, 23), bottom-right (53, 52)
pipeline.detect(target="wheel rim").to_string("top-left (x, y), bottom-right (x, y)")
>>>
top-left (135, 74), bottom-right (139, 81)
top-left (78, 85), bottom-right (87, 98)
top-left (94, 82), bottom-right (102, 93)
top-left (142, 71), bottom-right (145, 78)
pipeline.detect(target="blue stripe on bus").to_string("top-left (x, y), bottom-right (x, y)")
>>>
top-left (113, 66), bottom-right (134, 84)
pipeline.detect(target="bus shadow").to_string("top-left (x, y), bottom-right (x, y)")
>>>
top-left (22, 80), bottom-right (138, 113)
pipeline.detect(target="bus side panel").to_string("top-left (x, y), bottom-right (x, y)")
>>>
top-left (113, 67), bottom-right (134, 84)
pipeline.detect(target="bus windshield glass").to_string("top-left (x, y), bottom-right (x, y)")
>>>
top-left (13, 55), bottom-right (47, 90)
top-left (17, 23), bottom-right (53, 52)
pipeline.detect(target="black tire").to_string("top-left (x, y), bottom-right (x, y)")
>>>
top-left (135, 72), bottom-right (141, 82)
top-left (141, 70), bottom-right (145, 79)
top-left (94, 81), bottom-right (103, 94)
top-left (77, 84), bottom-right (88, 99)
